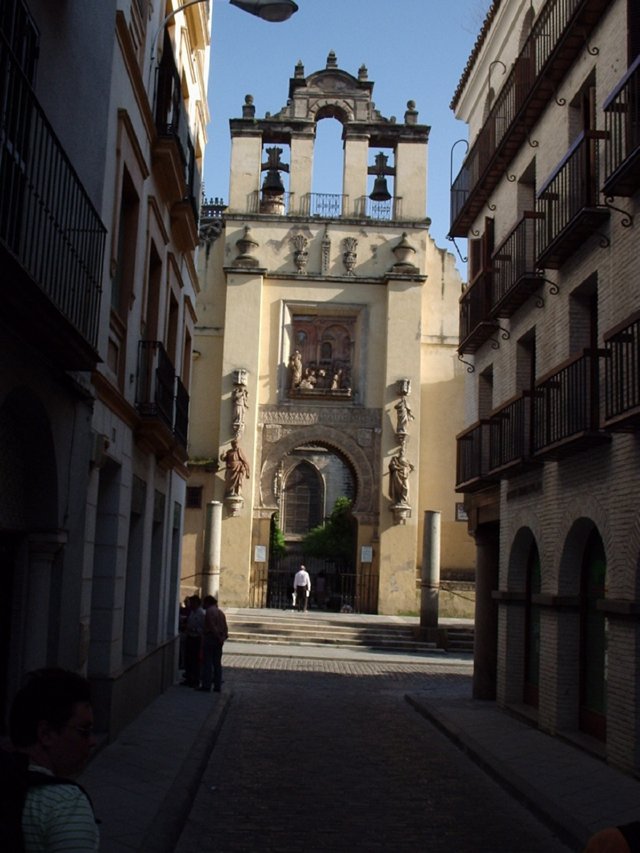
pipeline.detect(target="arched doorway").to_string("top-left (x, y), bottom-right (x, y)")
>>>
top-left (580, 528), bottom-right (607, 740)
top-left (523, 542), bottom-right (541, 707)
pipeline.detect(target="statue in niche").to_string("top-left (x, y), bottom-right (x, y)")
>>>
top-left (389, 446), bottom-right (414, 505)
top-left (394, 395), bottom-right (414, 435)
top-left (299, 368), bottom-right (317, 390)
top-left (221, 438), bottom-right (251, 497)
top-left (289, 350), bottom-right (302, 388)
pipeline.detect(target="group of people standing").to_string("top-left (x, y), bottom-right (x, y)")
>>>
top-left (181, 595), bottom-right (229, 693)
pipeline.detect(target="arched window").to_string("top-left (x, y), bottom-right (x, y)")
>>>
top-left (523, 543), bottom-right (541, 707)
top-left (580, 528), bottom-right (607, 740)
top-left (283, 461), bottom-right (323, 535)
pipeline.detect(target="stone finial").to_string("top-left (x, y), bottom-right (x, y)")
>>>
top-left (390, 232), bottom-right (418, 272)
top-left (242, 94), bottom-right (255, 119)
top-left (291, 233), bottom-right (309, 274)
top-left (326, 50), bottom-right (338, 69)
top-left (405, 100), bottom-right (419, 124)
top-left (342, 237), bottom-right (358, 276)
top-left (295, 60), bottom-right (305, 78)
top-left (235, 225), bottom-right (259, 267)
top-left (358, 64), bottom-right (368, 80)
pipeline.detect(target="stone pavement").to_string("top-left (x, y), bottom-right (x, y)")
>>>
top-left (78, 640), bottom-right (640, 852)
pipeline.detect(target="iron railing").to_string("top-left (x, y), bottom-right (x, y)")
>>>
top-left (353, 195), bottom-right (403, 221)
top-left (301, 192), bottom-right (345, 218)
top-left (459, 270), bottom-right (495, 353)
top-left (488, 393), bottom-right (530, 472)
top-left (450, 0), bottom-right (612, 235)
top-left (154, 36), bottom-right (189, 168)
top-left (136, 341), bottom-right (176, 430)
top-left (603, 312), bottom-right (640, 426)
top-left (532, 349), bottom-right (600, 453)
top-left (0, 31), bottom-right (105, 349)
top-left (456, 420), bottom-right (493, 491)
top-left (251, 561), bottom-right (379, 614)
top-left (491, 213), bottom-right (542, 317)
top-left (535, 131), bottom-right (606, 265)
top-left (603, 54), bottom-right (640, 197)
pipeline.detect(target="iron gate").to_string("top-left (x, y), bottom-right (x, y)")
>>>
top-left (250, 553), bottom-right (378, 614)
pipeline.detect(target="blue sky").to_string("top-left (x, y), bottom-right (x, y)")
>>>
top-left (204, 0), bottom-right (491, 272)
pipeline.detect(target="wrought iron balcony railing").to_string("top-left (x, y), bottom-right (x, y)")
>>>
top-left (535, 131), bottom-right (609, 269)
top-left (353, 196), bottom-right (403, 221)
top-left (0, 31), bottom-right (105, 358)
top-left (532, 348), bottom-right (609, 457)
top-left (300, 192), bottom-right (345, 218)
top-left (136, 341), bottom-right (176, 431)
top-left (458, 270), bottom-right (497, 354)
top-left (455, 420), bottom-right (497, 492)
top-left (603, 54), bottom-right (640, 197)
top-left (603, 312), bottom-right (640, 430)
top-left (491, 213), bottom-right (543, 318)
top-left (450, 0), bottom-right (613, 237)
top-left (155, 41), bottom-right (189, 168)
top-left (488, 392), bottom-right (533, 475)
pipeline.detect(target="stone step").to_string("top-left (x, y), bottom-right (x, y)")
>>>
top-left (225, 610), bottom-right (474, 654)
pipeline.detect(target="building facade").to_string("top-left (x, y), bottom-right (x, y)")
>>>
top-left (452, 0), bottom-right (640, 773)
top-left (0, 0), bottom-right (209, 738)
top-left (183, 54), bottom-right (474, 616)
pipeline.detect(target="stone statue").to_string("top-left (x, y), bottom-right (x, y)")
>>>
top-left (389, 447), bottom-right (414, 505)
top-left (221, 439), bottom-right (250, 497)
top-left (289, 350), bottom-right (302, 388)
top-left (394, 396), bottom-right (414, 435)
top-left (232, 384), bottom-right (248, 434)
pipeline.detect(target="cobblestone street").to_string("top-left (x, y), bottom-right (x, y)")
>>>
top-left (175, 654), bottom-right (571, 852)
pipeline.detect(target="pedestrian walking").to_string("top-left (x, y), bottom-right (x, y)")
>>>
top-left (198, 595), bottom-right (229, 693)
top-left (293, 564), bottom-right (311, 612)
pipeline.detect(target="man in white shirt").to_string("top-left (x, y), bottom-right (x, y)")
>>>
top-left (8, 668), bottom-right (99, 852)
top-left (293, 565), bottom-right (311, 612)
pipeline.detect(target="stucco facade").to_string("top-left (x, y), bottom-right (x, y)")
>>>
top-left (183, 54), bottom-right (474, 616)
top-left (452, 0), bottom-right (640, 774)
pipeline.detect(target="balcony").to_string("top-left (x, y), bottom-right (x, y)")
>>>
top-left (491, 214), bottom-right (543, 318)
top-left (487, 392), bottom-right (538, 476)
top-left (153, 37), bottom-right (189, 205)
top-left (170, 136), bottom-right (201, 251)
top-left (603, 55), bottom-right (640, 197)
top-left (535, 131), bottom-right (609, 269)
top-left (0, 33), bottom-right (105, 369)
top-left (450, 0), bottom-right (613, 237)
top-left (455, 420), bottom-right (498, 492)
top-left (532, 349), bottom-right (610, 458)
top-left (459, 270), bottom-right (498, 354)
top-left (603, 312), bottom-right (640, 430)
top-left (135, 341), bottom-right (189, 460)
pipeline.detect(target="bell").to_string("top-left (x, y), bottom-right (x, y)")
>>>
top-left (369, 175), bottom-right (391, 202)
top-left (261, 168), bottom-right (285, 197)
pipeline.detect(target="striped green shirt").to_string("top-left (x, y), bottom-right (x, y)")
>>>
top-left (22, 765), bottom-right (99, 852)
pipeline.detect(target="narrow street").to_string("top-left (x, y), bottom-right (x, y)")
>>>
top-left (175, 655), bottom-right (571, 852)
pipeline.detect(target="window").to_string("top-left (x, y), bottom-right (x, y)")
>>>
top-left (186, 486), bottom-right (202, 509)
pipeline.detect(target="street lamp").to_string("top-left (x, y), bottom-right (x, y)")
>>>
top-left (151, 0), bottom-right (298, 65)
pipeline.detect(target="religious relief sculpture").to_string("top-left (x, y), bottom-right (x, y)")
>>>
top-left (291, 234), bottom-right (309, 273)
top-left (288, 349), bottom-right (302, 389)
top-left (388, 446), bottom-right (414, 506)
top-left (394, 379), bottom-right (414, 435)
top-left (220, 438), bottom-right (250, 499)
top-left (342, 237), bottom-right (358, 275)
top-left (389, 378), bottom-right (415, 523)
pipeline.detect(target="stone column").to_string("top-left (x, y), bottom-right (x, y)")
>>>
top-left (203, 501), bottom-right (222, 597)
top-left (342, 130), bottom-right (369, 216)
top-left (420, 510), bottom-right (441, 631)
top-left (23, 530), bottom-right (67, 672)
top-left (473, 522), bottom-right (499, 700)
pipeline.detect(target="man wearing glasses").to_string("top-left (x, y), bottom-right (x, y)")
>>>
top-left (5, 668), bottom-right (99, 851)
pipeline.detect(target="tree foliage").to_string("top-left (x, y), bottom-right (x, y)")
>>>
top-left (269, 512), bottom-right (287, 557)
top-left (302, 497), bottom-right (355, 562)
